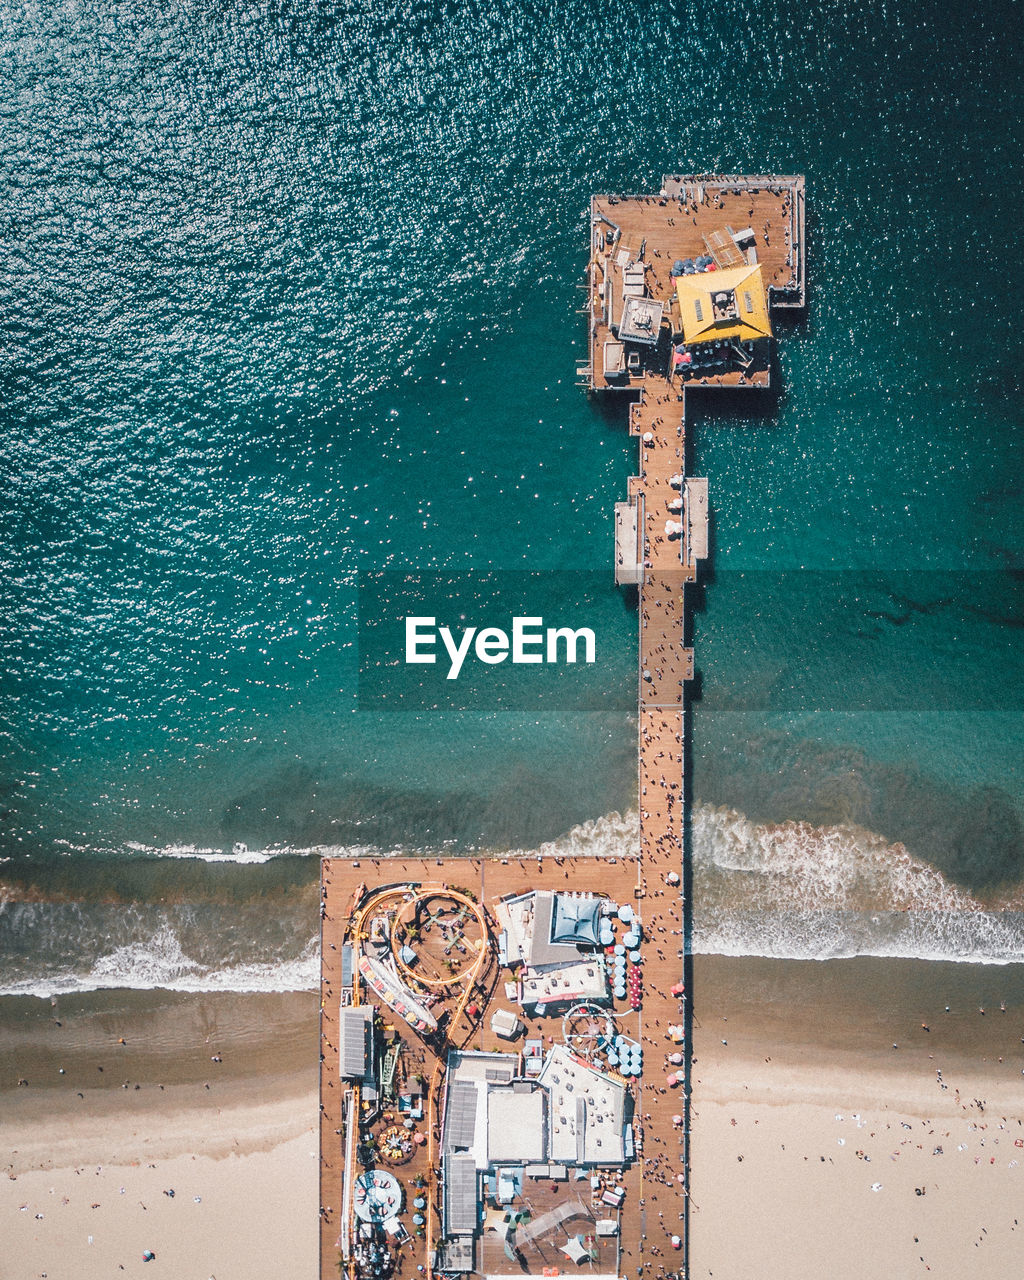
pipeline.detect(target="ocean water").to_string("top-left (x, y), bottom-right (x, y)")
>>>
top-left (1, 0), bottom-right (1021, 993)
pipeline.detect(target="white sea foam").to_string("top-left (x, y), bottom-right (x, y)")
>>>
top-left (4, 804), bottom-right (1021, 998)
top-left (0, 923), bottom-right (320, 999)
top-left (690, 804), bottom-right (1024, 964)
top-left (532, 809), bottom-right (640, 860)
top-left (123, 840), bottom-right (389, 863)
top-left (161, 845), bottom-right (277, 865)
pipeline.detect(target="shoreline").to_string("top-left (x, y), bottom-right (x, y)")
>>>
top-left (3, 955), bottom-right (1022, 1277)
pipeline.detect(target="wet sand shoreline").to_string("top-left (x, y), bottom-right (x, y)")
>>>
top-left (2, 956), bottom-right (1022, 1278)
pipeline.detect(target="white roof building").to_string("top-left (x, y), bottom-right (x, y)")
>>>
top-left (537, 1045), bottom-right (626, 1166)
top-left (519, 959), bottom-right (608, 1007)
top-left (496, 893), bottom-right (609, 1009)
top-left (441, 1051), bottom-right (517, 1171)
top-left (486, 1083), bottom-right (547, 1165)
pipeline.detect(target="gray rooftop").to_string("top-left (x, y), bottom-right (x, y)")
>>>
top-left (487, 1084), bottom-right (547, 1164)
top-left (443, 1152), bottom-right (479, 1236)
top-left (444, 1079), bottom-right (479, 1152)
top-left (618, 295), bottom-right (665, 346)
top-left (338, 1006), bottom-right (372, 1080)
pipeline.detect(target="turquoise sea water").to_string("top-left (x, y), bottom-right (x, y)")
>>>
top-left (1, 0), bottom-right (1021, 988)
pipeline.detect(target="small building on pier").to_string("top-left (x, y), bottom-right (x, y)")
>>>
top-left (671, 262), bottom-right (772, 373)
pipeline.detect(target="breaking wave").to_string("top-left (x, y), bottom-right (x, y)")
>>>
top-left (2, 803), bottom-right (1022, 998)
top-left (0, 902), bottom-right (319, 999)
top-left (691, 805), bottom-right (1024, 964)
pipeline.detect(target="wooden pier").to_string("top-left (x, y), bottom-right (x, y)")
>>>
top-left (318, 172), bottom-right (805, 1280)
top-left (593, 172), bottom-right (807, 1275)
top-left (319, 853), bottom-right (695, 1280)
top-left (580, 174), bottom-right (805, 394)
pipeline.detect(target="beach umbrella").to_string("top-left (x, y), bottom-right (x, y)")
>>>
top-left (629, 950), bottom-right (642, 963)
top-left (618, 905), bottom-right (633, 923)
top-left (669, 1052), bottom-right (683, 1065)
top-left (413, 1132), bottom-right (426, 1146)
top-left (623, 931), bottom-right (639, 949)
top-left (672, 1114), bottom-right (683, 1126)
top-left (403, 1118), bottom-right (414, 1130)
top-left (414, 1197), bottom-right (427, 1209)
top-left (643, 431), bottom-right (654, 443)
top-left (671, 1235), bottom-right (682, 1249)
top-left (142, 1251), bottom-right (156, 1262)
top-left (670, 982), bottom-right (684, 996)
top-left (666, 1072), bottom-right (678, 1086)
top-left (413, 1213), bottom-right (425, 1225)
top-left (665, 871), bottom-right (680, 886)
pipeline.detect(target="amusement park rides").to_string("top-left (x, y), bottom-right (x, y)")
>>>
top-left (562, 1001), bottom-right (618, 1062)
top-left (391, 890), bottom-right (488, 989)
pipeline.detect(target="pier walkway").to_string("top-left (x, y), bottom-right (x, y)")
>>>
top-left (589, 174), bottom-right (807, 1271)
top-left (318, 172), bottom-right (804, 1280)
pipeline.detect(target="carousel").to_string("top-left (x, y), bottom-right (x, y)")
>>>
top-left (353, 1168), bottom-right (404, 1223)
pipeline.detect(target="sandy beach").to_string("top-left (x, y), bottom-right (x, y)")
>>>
top-left (3, 958), bottom-right (1023, 1279)
top-left (2, 992), bottom-right (319, 1280)
top-left (687, 956), bottom-right (1024, 1279)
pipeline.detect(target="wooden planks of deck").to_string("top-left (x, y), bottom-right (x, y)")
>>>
top-left (319, 850), bottom-right (695, 1280)
top-left (586, 173), bottom-right (804, 393)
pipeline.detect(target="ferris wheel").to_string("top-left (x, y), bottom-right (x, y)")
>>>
top-left (562, 1002), bottom-right (617, 1060)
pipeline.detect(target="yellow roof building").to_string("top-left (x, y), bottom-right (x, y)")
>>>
top-left (673, 263), bottom-right (772, 345)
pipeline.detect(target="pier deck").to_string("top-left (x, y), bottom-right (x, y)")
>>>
top-left (582, 173), bottom-right (805, 393)
top-left (319, 171), bottom-right (805, 1280)
top-left (594, 173), bottom-right (805, 1272)
top-left (319, 854), bottom-right (690, 1280)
